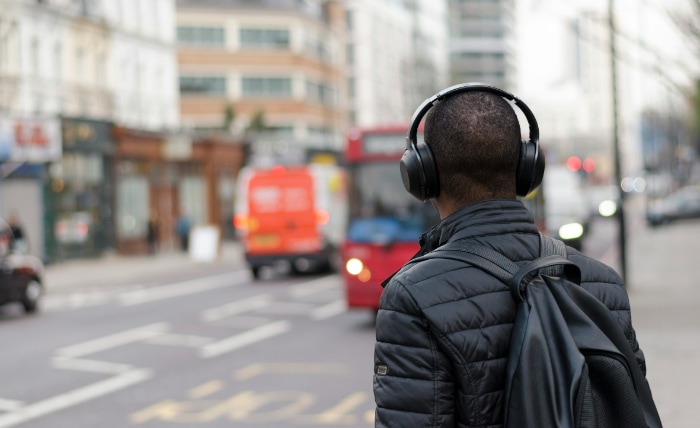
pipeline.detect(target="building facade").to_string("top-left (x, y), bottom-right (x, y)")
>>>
top-left (344, 0), bottom-right (449, 127)
top-left (111, 128), bottom-right (245, 255)
top-left (448, 0), bottom-right (518, 91)
top-left (176, 0), bottom-right (347, 158)
top-left (0, 0), bottom-right (248, 261)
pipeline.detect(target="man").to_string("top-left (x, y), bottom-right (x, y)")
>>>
top-left (373, 84), bottom-right (647, 427)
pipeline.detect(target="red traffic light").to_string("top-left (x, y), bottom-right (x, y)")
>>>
top-left (566, 156), bottom-right (582, 171)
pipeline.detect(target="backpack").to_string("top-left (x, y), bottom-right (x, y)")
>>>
top-left (417, 234), bottom-right (663, 428)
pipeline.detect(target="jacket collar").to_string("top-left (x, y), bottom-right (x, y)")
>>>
top-left (381, 199), bottom-right (536, 287)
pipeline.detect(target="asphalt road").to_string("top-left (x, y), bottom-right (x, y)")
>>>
top-left (0, 267), bottom-right (377, 428)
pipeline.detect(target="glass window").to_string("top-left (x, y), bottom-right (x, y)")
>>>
top-left (177, 26), bottom-right (226, 46)
top-left (179, 76), bottom-right (227, 95)
top-left (54, 43), bottom-right (62, 81)
top-left (31, 37), bottom-right (39, 75)
top-left (179, 176), bottom-right (207, 226)
top-left (345, 10), bottom-right (353, 31)
top-left (458, 52), bottom-right (504, 60)
top-left (240, 28), bottom-right (290, 49)
top-left (346, 43), bottom-right (354, 65)
top-left (347, 162), bottom-right (439, 243)
top-left (0, 32), bottom-right (7, 71)
top-left (117, 175), bottom-right (149, 239)
top-left (305, 80), bottom-right (336, 105)
top-left (241, 77), bottom-right (292, 97)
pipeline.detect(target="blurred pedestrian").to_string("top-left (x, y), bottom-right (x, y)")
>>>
top-left (7, 212), bottom-right (27, 253)
top-left (146, 218), bottom-right (158, 254)
top-left (373, 83), bottom-right (651, 427)
top-left (0, 228), bottom-right (11, 256)
top-left (175, 213), bottom-right (192, 252)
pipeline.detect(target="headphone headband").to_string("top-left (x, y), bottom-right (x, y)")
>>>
top-left (400, 82), bottom-right (544, 200)
top-left (406, 82), bottom-right (539, 149)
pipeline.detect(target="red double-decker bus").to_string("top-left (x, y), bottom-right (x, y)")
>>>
top-left (341, 126), bottom-right (440, 311)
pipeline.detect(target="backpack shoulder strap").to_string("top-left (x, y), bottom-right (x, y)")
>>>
top-left (539, 233), bottom-right (567, 276)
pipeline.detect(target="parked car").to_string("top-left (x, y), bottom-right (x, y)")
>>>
top-left (0, 224), bottom-right (44, 313)
top-left (646, 185), bottom-right (700, 227)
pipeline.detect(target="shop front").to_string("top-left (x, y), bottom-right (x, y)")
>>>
top-left (113, 128), bottom-right (245, 255)
top-left (44, 118), bottom-right (115, 261)
top-left (0, 116), bottom-right (62, 261)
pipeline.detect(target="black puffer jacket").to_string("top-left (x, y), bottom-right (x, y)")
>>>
top-left (373, 199), bottom-right (645, 428)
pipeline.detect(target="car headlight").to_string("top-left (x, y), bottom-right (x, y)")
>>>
top-left (559, 223), bottom-right (584, 240)
top-left (598, 200), bottom-right (617, 217)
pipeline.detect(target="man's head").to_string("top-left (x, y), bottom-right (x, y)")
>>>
top-left (424, 90), bottom-right (521, 208)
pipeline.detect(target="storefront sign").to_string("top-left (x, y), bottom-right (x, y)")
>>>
top-left (62, 118), bottom-right (113, 153)
top-left (0, 117), bottom-right (62, 162)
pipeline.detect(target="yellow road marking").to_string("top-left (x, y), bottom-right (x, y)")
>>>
top-left (294, 392), bottom-right (367, 425)
top-left (233, 363), bottom-right (347, 381)
top-left (188, 380), bottom-right (224, 399)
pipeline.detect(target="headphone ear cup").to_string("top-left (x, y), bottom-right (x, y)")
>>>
top-left (400, 141), bottom-right (440, 201)
top-left (400, 148), bottom-right (423, 199)
top-left (516, 140), bottom-right (544, 197)
top-left (417, 142), bottom-right (439, 200)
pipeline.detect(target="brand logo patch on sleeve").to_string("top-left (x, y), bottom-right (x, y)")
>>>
top-left (376, 365), bottom-right (388, 375)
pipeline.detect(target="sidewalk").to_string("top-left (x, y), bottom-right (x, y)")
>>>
top-left (43, 240), bottom-right (246, 291)
top-left (625, 220), bottom-right (700, 428)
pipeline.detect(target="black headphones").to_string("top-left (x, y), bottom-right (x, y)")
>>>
top-left (399, 82), bottom-right (545, 201)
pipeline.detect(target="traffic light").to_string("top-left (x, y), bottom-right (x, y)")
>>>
top-left (566, 155), bottom-right (582, 172)
top-left (566, 155), bottom-right (595, 176)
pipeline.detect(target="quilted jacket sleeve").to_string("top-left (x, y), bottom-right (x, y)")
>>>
top-left (374, 279), bottom-right (456, 427)
top-left (568, 250), bottom-right (648, 375)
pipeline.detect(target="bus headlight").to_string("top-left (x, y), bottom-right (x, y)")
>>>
top-left (346, 258), bottom-right (364, 276)
top-left (558, 223), bottom-right (584, 240)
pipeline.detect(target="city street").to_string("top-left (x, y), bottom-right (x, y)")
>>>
top-left (0, 195), bottom-right (697, 427)
top-left (0, 249), bottom-right (377, 427)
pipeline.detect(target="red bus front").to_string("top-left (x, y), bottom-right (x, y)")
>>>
top-left (342, 127), bottom-right (440, 311)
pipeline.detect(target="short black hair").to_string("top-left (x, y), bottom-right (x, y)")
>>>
top-left (424, 90), bottom-right (521, 202)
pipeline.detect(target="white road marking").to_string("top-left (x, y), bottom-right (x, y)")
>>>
top-left (0, 399), bottom-right (22, 412)
top-left (0, 369), bottom-right (152, 428)
top-left (119, 272), bottom-right (247, 306)
top-left (55, 322), bottom-right (170, 358)
top-left (200, 294), bottom-right (272, 322)
top-left (51, 357), bottom-right (134, 375)
top-left (199, 321), bottom-right (291, 359)
top-left (215, 315), bottom-right (274, 328)
top-left (257, 301), bottom-right (315, 315)
top-left (289, 275), bottom-right (339, 297)
top-left (310, 300), bottom-right (347, 320)
top-left (143, 333), bottom-right (213, 348)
